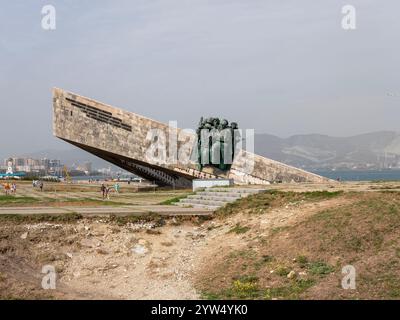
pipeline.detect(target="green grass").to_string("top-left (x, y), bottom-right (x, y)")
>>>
top-left (0, 195), bottom-right (129, 207)
top-left (275, 266), bottom-right (290, 277)
top-left (264, 279), bottom-right (316, 300)
top-left (203, 277), bottom-right (315, 300)
top-left (215, 190), bottom-right (345, 217)
top-left (0, 196), bottom-right (40, 205)
top-left (307, 261), bottom-right (335, 276)
top-left (159, 193), bottom-right (193, 205)
top-left (229, 223), bottom-right (250, 234)
top-left (296, 255), bottom-right (309, 268)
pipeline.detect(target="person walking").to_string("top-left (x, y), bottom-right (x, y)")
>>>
top-left (11, 183), bottom-right (16, 194)
top-left (4, 183), bottom-right (10, 195)
top-left (101, 183), bottom-right (106, 199)
top-left (105, 186), bottom-right (111, 200)
top-left (114, 182), bottom-right (120, 194)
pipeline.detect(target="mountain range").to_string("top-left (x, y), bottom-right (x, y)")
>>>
top-left (255, 131), bottom-right (400, 170)
top-left (6, 131), bottom-right (400, 171)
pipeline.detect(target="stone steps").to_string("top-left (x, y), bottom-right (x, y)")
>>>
top-left (174, 187), bottom-right (266, 211)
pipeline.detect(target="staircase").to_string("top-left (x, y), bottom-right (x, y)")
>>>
top-left (175, 187), bottom-right (266, 210)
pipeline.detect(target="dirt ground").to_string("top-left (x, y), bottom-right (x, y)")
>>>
top-left (2, 181), bottom-right (400, 299)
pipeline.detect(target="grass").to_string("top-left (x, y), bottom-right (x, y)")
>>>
top-left (307, 261), bottom-right (335, 276)
top-left (0, 195), bottom-right (129, 207)
top-left (109, 212), bottom-right (166, 226)
top-left (159, 193), bottom-right (193, 205)
top-left (0, 196), bottom-right (40, 205)
top-left (275, 266), bottom-right (290, 277)
top-left (0, 212), bottom-right (83, 223)
top-left (202, 276), bottom-right (315, 300)
top-left (215, 190), bottom-right (345, 217)
top-left (263, 279), bottom-right (316, 300)
top-left (305, 192), bottom-right (400, 254)
top-left (198, 191), bottom-right (400, 300)
top-left (229, 223), bottom-right (250, 234)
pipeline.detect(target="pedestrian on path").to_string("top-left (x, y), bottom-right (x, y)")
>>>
top-left (11, 183), bottom-right (16, 194)
top-left (3, 183), bottom-right (11, 195)
top-left (105, 186), bottom-right (112, 200)
top-left (101, 183), bottom-right (106, 199)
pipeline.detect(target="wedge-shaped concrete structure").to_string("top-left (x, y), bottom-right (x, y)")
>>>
top-left (53, 88), bottom-right (330, 187)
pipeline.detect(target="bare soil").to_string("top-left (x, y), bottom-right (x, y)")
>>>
top-left (1, 184), bottom-right (400, 300)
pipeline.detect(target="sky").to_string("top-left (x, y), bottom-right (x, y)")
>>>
top-left (1, 0), bottom-right (399, 159)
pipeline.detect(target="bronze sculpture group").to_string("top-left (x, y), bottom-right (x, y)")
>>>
top-left (196, 117), bottom-right (240, 171)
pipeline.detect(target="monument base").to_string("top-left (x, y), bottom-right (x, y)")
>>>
top-left (192, 179), bottom-right (233, 191)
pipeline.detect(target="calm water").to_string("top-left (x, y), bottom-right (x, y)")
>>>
top-left (311, 170), bottom-right (400, 181)
top-left (71, 175), bottom-right (110, 181)
top-left (71, 171), bottom-right (400, 182)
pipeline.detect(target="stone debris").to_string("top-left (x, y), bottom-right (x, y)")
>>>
top-left (132, 244), bottom-right (148, 255)
top-left (127, 222), bottom-right (158, 231)
top-left (20, 232), bottom-right (28, 240)
top-left (96, 248), bottom-right (108, 255)
top-left (26, 223), bottom-right (62, 230)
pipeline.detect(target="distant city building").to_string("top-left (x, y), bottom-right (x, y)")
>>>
top-left (75, 161), bottom-right (92, 174)
top-left (1, 157), bottom-right (64, 175)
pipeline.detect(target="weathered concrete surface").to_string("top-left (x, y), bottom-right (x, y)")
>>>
top-left (53, 88), bottom-right (331, 186)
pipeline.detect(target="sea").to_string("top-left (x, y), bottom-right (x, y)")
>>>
top-left (311, 170), bottom-right (400, 181)
top-left (71, 171), bottom-right (400, 183)
top-left (71, 175), bottom-right (111, 181)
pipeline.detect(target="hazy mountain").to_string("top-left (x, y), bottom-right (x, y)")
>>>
top-left (5, 131), bottom-right (400, 171)
top-left (255, 131), bottom-right (400, 170)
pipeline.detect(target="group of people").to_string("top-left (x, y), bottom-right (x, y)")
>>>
top-left (100, 183), bottom-right (120, 200)
top-left (32, 180), bottom-right (44, 191)
top-left (1, 182), bottom-right (17, 195)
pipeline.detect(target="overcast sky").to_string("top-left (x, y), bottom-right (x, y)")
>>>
top-left (1, 0), bottom-right (399, 159)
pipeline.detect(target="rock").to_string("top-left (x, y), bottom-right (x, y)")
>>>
top-left (66, 252), bottom-right (73, 259)
top-left (146, 229), bottom-right (161, 235)
top-left (96, 248), bottom-right (108, 255)
top-left (20, 232), bottom-right (28, 240)
top-left (132, 244), bottom-right (148, 255)
top-left (80, 239), bottom-right (95, 248)
top-left (287, 271), bottom-right (296, 279)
